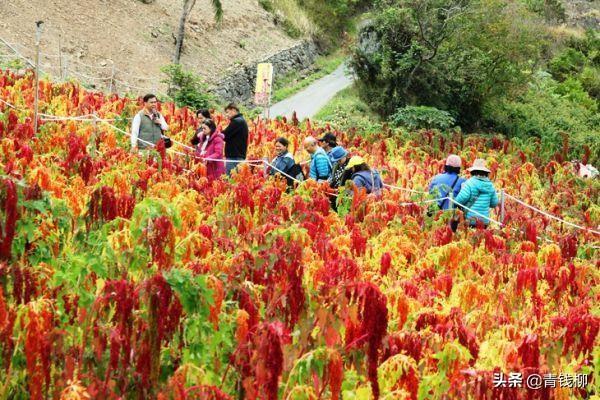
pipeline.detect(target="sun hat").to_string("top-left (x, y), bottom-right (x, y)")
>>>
top-left (345, 156), bottom-right (366, 170)
top-left (467, 158), bottom-right (491, 173)
top-left (445, 154), bottom-right (462, 168)
top-left (330, 146), bottom-right (348, 163)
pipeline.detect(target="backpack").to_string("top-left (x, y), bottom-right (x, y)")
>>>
top-left (287, 163), bottom-right (305, 186)
top-left (439, 175), bottom-right (461, 210)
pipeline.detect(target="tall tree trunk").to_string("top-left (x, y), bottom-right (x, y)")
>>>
top-left (172, 0), bottom-right (197, 64)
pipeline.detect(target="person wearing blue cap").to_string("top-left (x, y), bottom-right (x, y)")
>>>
top-left (328, 146), bottom-right (350, 211)
top-left (328, 146), bottom-right (350, 189)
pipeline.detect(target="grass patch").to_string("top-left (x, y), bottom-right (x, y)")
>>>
top-left (313, 85), bottom-right (382, 133)
top-left (271, 50), bottom-right (346, 103)
top-left (259, 0), bottom-right (315, 38)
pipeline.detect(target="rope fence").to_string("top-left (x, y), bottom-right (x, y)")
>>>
top-left (0, 94), bottom-right (598, 238)
top-left (0, 35), bottom-right (158, 95)
top-left (503, 193), bottom-right (600, 235)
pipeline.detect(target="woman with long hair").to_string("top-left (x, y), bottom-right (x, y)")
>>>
top-left (196, 119), bottom-right (225, 180)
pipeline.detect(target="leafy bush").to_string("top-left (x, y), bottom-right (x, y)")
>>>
top-left (555, 77), bottom-right (598, 110)
top-left (548, 48), bottom-right (587, 81)
top-left (579, 65), bottom-right (600, 100)
top-left (300, 0), bottom-right (369, 48)
top-left (351, 0), bottom-right (548, 128)
top-left (522, 0), bottom-right (566, 22)
top-left (485, 72), bottom-right (599, 162)
top-left (0, 57), bottom-right (25, 71)
top-left (548, 30), bottom-right (600, 100)
top-left (391, 106), bottom-right (456, 130)
top-left (161, 64), bottom-right (213, 110)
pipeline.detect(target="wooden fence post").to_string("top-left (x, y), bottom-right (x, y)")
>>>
top-left (33, 21), bottom-right (44, 135)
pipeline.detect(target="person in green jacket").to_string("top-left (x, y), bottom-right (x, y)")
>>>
top-left (454, 159), bottom-right (499, 227)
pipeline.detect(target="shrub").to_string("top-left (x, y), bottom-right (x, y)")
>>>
top-left (548, 48), bottom-right (587, 81)
top-left (161, 64), bottom-right (213, 110)
top-left (0, 57), bottom-right (26, 71)
top-left (485, 72), bottom-right (599, 162)
top-left (548, 30), bottom-right (600, 100)
top-left (351, 0), bottom-right (548, 128)
top-left (391, 106), bottom-right (456, 130)
top-left (579, 66), bottom-right (600, 100)
top-left (522, 0), bottom-right (566, 22)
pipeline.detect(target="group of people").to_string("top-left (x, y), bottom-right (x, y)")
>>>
top-left (429, 155), bottom-right (499, 230)
top-left (130, 93), bottom-right (383, 195)
top-left (131, 94), bottom-right (249, 178)
top-left (272, 132), bottom-right (384, 210)
top-left (131, 94), bottom-right (499, 229)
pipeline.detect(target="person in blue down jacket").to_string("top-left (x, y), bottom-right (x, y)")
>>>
top-left (270, 137), bottom-right (295, 176)
top-left (429, 154), bottom-right (466, 210)
top-left (454, 158), bottom-right (499, 227)
top-left (345, 156), bottom-right (383, 194)
top-left (304, 136), bottom-right (332, 181)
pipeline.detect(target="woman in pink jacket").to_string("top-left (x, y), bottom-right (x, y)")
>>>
top-left (196, 119), bottom-right (225, 180)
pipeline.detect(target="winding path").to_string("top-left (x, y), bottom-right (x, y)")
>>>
top-left (269, 62), bottom-right (353, 120)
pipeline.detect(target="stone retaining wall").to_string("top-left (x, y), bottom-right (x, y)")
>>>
top-left (211, 40), bottom-right (319, 105)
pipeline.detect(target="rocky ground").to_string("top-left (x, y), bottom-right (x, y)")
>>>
top-left (563, 0), bottom-right (600, 28)
top-left (0, 0), bottom-right (300, 94)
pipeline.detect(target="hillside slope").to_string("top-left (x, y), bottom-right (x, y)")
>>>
top-left (564, 0), bottom-right (600, 28)
top-left (0, 0), bottom-right (298, 92)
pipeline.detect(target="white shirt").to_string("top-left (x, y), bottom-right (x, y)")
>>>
top-left (199, 135), bottom-right (210, 156)
top-left (130, 111), bottom-right (169, 148)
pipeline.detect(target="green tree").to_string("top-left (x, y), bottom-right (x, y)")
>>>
top-left (548, 30), bottom-right (600, 100)
top-left (391, 105), bottom-right (456, 130)
top-left (485, 71), bottom-right (599, 162)
top-left (161, 64), bottom-right (213, 110)
top-left (352, 0), bottom-right (548, 128)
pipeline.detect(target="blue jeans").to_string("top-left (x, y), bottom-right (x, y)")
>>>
top-left (226, 158), bottom-right (243, 176)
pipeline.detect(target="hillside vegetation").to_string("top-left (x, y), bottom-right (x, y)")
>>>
top-left (0, 0), bottom-right (299, 90)
top-left (351, 0), bottom-right (600, 162)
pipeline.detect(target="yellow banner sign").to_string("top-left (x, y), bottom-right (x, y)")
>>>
top-left (254, 63), bottom-right (274, 106)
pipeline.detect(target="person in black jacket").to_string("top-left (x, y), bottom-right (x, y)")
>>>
top-left (222, 103), bottom-right (249, 176)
